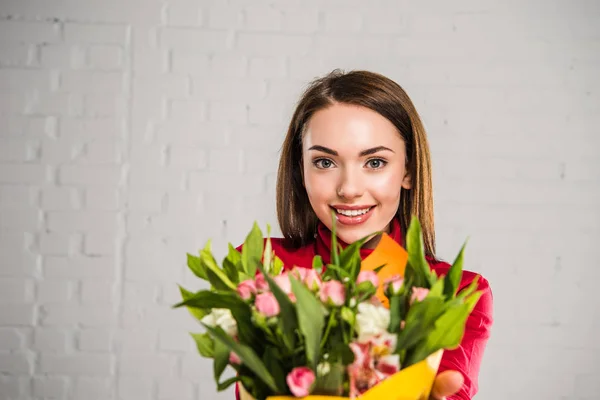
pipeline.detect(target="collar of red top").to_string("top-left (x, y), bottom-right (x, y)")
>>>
top-left (315, 217), bottom-right (404, 265)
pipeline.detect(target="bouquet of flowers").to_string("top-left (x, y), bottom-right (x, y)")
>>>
top-left (173, 216), bottom-right (482, 400)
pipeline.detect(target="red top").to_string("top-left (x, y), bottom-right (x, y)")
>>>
top-left (234, 218), bottom-right (493, 400)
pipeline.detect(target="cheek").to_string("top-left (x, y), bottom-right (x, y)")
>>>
top-left (369, 172), bottom-right (404, 203)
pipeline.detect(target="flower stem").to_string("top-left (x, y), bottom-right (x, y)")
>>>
top-left (320, 310), bottom-right (336, 348)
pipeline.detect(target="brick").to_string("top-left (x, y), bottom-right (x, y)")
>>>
top-left (0, 186), bottom-right (37, 208)
top-left (208, 148), bottom-right (243, 173)
top-left (61, 71), bottom-right (124, 94)
top-left (113, 329), bottom-right (157, 353)
top-left (85, 233), bottom-right (116, 256)
top-left (244, 6), bottom-right (282, 31)
top-left (157, 378), bottom-right (194, 399)
top-left (208, 5), bottom-right (244, 29)
top-left (236, 33), bottom-right (312, 56)
top-left (0, 376), bottom-right (29, 398)
top-left (60, 118), bottom-right (121, 140)
top-left (41, 187), bottom-right (81, 210)
top-left (39, 354), bottom-right (111, 375)
top-left (0, 42), bottom-right (32, 67)
top-left (88, 45), bottom-right (123, 70)
top-left (85, 93), bottom-right (128, 117)
top-left (80, 140), bottom-right (118, 164)
top-left (37, 280), bottom-right (74, 303)
top-left (323, 11), bottom-right (363, 32)
top-left (160, 28), bottom-right (233, 52)
top-left (281, 10), bottom-right (319, 33)
top-left (78, 329), bottom-right (112, 351)
top-left (119, 354), bottom-right (177, 376)
top-left (0, 305), bottom-right (34, 326)
top-left (0, 69), bottom-right (52, 91)
top-left (33, 376), bottom-right (68, 398)
top-left (127, 190), bottom-right (164, 213)
top-left (47, 211), bottom-right (118, 233)
top-left (74, 377), bottom-right (113, 399)
top-left (64, 23), bottom-right (128, 44)
top-left (248, 56), bottom-right (287, 78)
top-left (118, 377), bottom-right (153, 399)
top-left (0, 164), bottom-right (47, 184)
top-left (169, 100), bottom-right (206, 123)
top-left (28, 92), bottom-right (83, 116)
top-left (124, 283), bottom-right (158, 307)
top-left (0, 353), bottom-right (32, 373)
top-left (193, 78), bottom-right (266, 101)
top-left (158, 330), bottom-right (193, 352)
top-left (33, 328), bottom-right (71, 352)
top-left (84, 187), bottom-right (120, 210)
top-left (0, 20), bottom-right (61, 43)
top-left (40, 305), bottom-right (117, 327)
top-left (163, 0), bottom-right (203, 26)
top-left (0, 278), bottom-right (32, 303)
top-left (154, 120), bottom-right (229, 147)
top-left (0, 249), bottom-right (37, 277)
top-left (248, 102), bottom-right (287, 124)
top-left (40, 137), bottom-right (77, 163)
top-left (0, 208), bottom-right (41, 230)
top-left (0, 328), bottom-right (25, 350)
top-left (210, 54), bottom-right (247, 77)
top-left (40, 44), bottom-right (84, 69)
top-left (120, 306), bottom-right (193, 330)
top-left (81, 281), bottom-right (115, 305)
top-left (0, 138), bottom-right (39, 162)
top-left (129, 166), bottom-right (185, 190)
top-left (44, 256), bottom-right (115, 279)
top-left (189, 172), bottom-right (264, 195)
top-left (363, 11), bottom-right (407, 34)
top-left (39, 232), bottom-right (72, 255)
top-left (180, 354), bottom-right (204, 380)
top-left (170, 51), bottom-right (209, 75)
top-left (208, 101), bottom-right (247, 123)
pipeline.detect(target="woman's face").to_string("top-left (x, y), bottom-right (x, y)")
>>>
top-left (302, 103), bottom-right (411, 248)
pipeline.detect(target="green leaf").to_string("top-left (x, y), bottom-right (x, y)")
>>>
top-left (213, 338), bottom-right (229, 384)
top-left (263, 346), bottom-right (288, 394)
top-left (222, 244), bottom-right (241, 284)
top-left (191, 332), bottom-right (214, 358)
top-left (406, 217), bottom-right (432, 288)
top-left (313, 255), bottom-right (323, 275)
top-left (242, 222), bottom-right (264, 277)
top-left (290, 276), bottom-right (325, 370)
top-left (255, 263), bottom-right (297, 351)
top-left (173, 290), bottom-right (257, 346)
top-left (388, 295), bottom-right (403, 334)
top-left (457, 275), bottom-right (480, 300)
top-left (203, 324), bottom-right (279, 393)
top-left (396, 297), bottom-right (445, 354)
top-left (407, 291), bottom-right (483, 365)
top-left (263, 225), bottom-right (273, 274)
top-left (330, 211), bottom-right (340, 266)
top-left (428, 278), bottom-right (445, 299)
top-left (187, 253), bottom-right (208, 280)
top-left (444, 240), bottom-right (467, 298)
top-left (217, 376), bottom-right (242, 391)
top-left (323, 264), bottom-right (352, 281)
top-left (178, 286), bottom-right (210, 321)
top-left (272, 255), bottom-right (284, 276)
top-left (314, 362), bottom-right (344, 396)
top-left (200, 241), bottom-right (236, 291)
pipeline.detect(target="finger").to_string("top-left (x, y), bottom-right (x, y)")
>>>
top-left (431, 370), bottom-right (464, 400)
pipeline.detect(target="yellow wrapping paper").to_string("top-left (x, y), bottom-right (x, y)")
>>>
top-left (239, 233), bottom-right (443, 399)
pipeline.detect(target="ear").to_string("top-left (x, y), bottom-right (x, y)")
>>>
top-left (401, 172), bottom-right (411, 190)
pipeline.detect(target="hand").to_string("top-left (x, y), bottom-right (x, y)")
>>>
top-left (430, 370), bottom-right (464, 400)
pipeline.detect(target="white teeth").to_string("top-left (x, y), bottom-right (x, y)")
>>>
top-left (336, 207), bottom-right (371, 217)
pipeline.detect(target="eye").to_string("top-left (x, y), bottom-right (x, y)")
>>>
top-left (366, 158), bottom-right (387, 169)
top-left (313, 158), bottom-right (335, 169)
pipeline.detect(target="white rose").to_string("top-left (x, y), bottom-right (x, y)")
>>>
top-left (201, 308), bottom-right (238, 337)
top-left (355, 302), bottom-right (390, 342)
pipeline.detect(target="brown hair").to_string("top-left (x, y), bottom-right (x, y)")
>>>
top-left (276, 69), bottom-right (437, 258)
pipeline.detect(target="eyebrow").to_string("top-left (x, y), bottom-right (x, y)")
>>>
top-left (308, 145), bottom-right (395, 157)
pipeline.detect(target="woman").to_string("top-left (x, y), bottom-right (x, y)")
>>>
top-left (238, 69), bottom-right (493, 400)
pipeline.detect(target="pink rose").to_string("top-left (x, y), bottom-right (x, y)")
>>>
top-left (254, 273), bottom-right (269, 292)
top-left (319, 280), bottom-right (345, 306)
top-left (273, 273), bottom-right (292, 294)
top-left (356, 271), bottom-right (379, 287)
top-left (236, 279), bottom-right (257, 301)
top-left (410, 287), bottom-right (429, 304)
top-left (304, 268), bottom-right (322, 290)
top-left (286, 367), bottom-right (315, 397)
top-left (255, 292), bottom-right (280, 317)
top-left (229, 351), bottom-right (241, 365)
top-left (290, 266), bottom-right (308, 281)
top-left (384, 275), bottom-right (404, 295)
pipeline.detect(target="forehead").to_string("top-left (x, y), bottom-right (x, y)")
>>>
top-left (302, 103), bottom-right (404, 151)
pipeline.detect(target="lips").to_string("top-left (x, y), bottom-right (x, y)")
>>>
top-left (330, 205), bottom-right (375, 226)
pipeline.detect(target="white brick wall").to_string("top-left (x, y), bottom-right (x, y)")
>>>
top-left (0, 1), bottom-right (598, 400)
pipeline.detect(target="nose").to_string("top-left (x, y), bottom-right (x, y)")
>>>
top-left (336, 168), bottom-right (364, 200)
